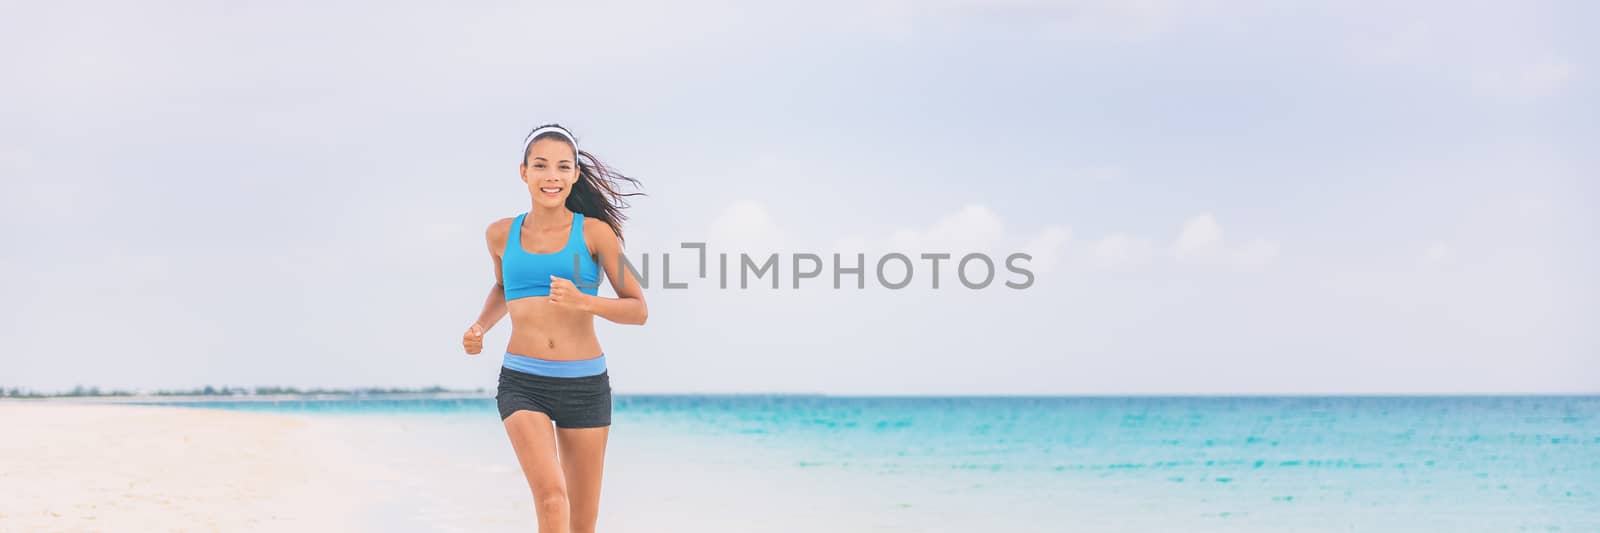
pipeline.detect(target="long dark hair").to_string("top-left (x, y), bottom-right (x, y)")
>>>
top-left (521, 123), bottom-right (644, 242)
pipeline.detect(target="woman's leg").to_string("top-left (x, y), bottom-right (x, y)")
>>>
top-left (556, 426), bottom-right (610, 533)
top-left (504, 410), bottom-right (570, 533)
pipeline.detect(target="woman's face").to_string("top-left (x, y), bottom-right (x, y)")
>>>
top-left (520, 137), bottom-right (579, 209)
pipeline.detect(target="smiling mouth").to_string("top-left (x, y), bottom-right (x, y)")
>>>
top-left (540, 187), bottom-right (563, 194)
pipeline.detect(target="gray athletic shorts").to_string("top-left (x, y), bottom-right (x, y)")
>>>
top-left (496, 366), bottom-right (612, 428)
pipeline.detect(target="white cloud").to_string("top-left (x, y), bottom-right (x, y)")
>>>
top-left (1020, 225), bottom-right (1072, 273)
top-left (1174, 213), bottom-right (1223, 261)
top-left (1169, 213), bottom-right (1278, 271)
top-left (843, 204), bottom-right (1075, 275)
top-left (888, 204), bottom-right (1006, 253)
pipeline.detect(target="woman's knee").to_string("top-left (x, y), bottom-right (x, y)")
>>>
top-left (534, 487), bottom-right (570, 515)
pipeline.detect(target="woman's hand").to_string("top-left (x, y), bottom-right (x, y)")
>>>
top-left (548, 275), bottom-right (591, 312)
top-left (462, 323), bottom-right (485, 355)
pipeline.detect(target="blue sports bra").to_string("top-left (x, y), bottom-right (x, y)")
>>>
top-left (502, 211), bottom-right (601, 301)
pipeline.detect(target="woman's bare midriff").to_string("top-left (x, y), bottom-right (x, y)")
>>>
top-left (504, 296), bottom-right (603, 360)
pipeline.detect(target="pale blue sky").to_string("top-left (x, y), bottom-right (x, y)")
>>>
top-left (2, 1), bottom-right (1595, 394)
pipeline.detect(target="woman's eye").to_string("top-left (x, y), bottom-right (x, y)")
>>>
top-left (560, 166), bottom-right (571, 171)
top-left (534, 164), bottom-right (545, 169)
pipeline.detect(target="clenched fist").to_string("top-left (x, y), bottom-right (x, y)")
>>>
top-left (462, 322), bottom-right (485, 355)
top-left (548, 275), bottom-right (589, 311)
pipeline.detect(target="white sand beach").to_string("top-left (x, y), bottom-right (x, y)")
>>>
top-left (0, 402), bottom-right (372, 533)
top-left (0, 400), bottom-right (957, 532)
top-left (0, 401), bottom-right (882, 533)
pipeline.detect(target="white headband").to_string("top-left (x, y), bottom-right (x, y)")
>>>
top-left (523, 126), bottom-right (581, 164)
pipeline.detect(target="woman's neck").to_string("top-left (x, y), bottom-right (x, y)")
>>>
top-left (527, 204), bottom-right (573, 230)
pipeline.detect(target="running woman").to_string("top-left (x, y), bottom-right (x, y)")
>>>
top-left (462, 123), bottom-right (646, 533)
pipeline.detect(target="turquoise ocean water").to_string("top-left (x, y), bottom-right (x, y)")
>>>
top-left (129, 395), bottom-right (1598, 532)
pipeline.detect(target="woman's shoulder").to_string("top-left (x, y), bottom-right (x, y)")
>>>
top-left (485, 216), bottom-right (516, 249)
top-left (581, 216), bottom-right (620, 249)
top-left (580, 215), bottom-right (613, 233)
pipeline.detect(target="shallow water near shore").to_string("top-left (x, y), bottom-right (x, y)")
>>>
top-left (121, 394), bottom-right (1599, 532)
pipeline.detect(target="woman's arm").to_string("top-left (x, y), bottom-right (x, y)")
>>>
top-left (474, 282), bottom-right (508, 332)
top-left (547, 218), bottom-right (647, 325)
top-left (475, 219), bottom-right (511, 331)
top-left (465, 220), bottom-right (511, 359)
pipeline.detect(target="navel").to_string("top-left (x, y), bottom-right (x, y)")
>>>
top-left (548, 339), bottom-right (556, 349)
